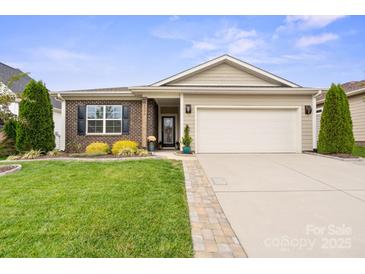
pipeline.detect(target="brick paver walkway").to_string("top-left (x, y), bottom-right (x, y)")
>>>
top-left (183, 159), bottom-right (247, 258)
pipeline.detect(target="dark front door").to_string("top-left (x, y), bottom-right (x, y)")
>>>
top-left (162, 116), bottom-right (175, 147)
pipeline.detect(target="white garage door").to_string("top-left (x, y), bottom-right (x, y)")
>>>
top-left (196, 108), bottom-right (300, 153)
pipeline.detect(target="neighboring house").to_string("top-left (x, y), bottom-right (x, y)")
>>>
top-left (53, 54), bottom-right (322, 153)
top-left (316, 80), bottom-right (365, 145)
top-left (0, 62), bottom-right (62, 148)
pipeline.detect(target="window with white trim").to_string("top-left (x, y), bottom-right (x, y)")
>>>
top-left (86, 105), bottom-right (122, 134)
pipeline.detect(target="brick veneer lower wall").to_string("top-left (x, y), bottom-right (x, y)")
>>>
top-left (147, 99), bottom-right (158, 138)
top-left (65, 99), bottom-right (157, 152)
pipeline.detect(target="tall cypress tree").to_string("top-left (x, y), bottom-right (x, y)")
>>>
top-left (16, 80), bottom-right (55, 152)
top-left (317, 84), bottom-right (354, 154)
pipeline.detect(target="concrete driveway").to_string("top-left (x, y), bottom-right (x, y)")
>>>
top-left (197, 154), bottom-right (365, 257)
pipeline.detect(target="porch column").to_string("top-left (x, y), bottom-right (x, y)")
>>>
top-left (141, 97), bottom-right (148, 148)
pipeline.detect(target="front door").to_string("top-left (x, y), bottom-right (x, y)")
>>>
top-left (162, 116), bottom-right (175, 147)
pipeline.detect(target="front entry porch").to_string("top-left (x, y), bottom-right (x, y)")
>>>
top-left (155, 98), bottom-right (180, 150)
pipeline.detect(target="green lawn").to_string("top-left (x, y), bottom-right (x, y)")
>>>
top-left (353, 145), bottom-right (365, 158)
top-left (0, 160), bottom-right (193, 258)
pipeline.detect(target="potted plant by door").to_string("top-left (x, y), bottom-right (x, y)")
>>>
top-left (147, 136), bottom-right (157, 151)
top-left (181, 125), bottom-right (192, 154)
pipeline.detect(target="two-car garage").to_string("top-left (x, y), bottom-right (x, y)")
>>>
top-left (196, 107), bottom-right (302, 153)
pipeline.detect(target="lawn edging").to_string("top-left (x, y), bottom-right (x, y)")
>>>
top-left (0, 164), bottom-right (22, 176)
top-left (0, 155), bottom-right (158, 163)
top-left (304, 151), bottom-right (363, 162)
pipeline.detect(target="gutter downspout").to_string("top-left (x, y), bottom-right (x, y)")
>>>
top-left (55, 93), bottom-right (66, 151)
top-left (312, 90), bottom-right (322, 152)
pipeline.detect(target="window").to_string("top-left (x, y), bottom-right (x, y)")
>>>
top-left (86, 105), bottom-right (122, 134)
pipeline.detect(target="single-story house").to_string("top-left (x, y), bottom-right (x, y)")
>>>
top-left (316, 80), bottom-right (365, 145)
top-left (53, 54), bottom-right (322, 153)
top-left (0, 62), bottom-right (62, 148)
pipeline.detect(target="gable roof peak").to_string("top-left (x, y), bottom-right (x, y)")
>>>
top-left (151, 54), bottom-right (300, 88)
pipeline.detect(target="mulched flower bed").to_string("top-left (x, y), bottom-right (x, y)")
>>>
top-left (0, 165), bottom-right (21, 176)
top-left (0, 165), bottom-right (15, 173)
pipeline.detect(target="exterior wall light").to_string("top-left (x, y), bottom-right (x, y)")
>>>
top-left (185, 104), bottom-right (192, 114)
top-left (305, 105), bottom-right (312, 115)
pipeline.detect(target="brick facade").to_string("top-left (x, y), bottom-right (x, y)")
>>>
top-left (147, 99), bottom-right (158, 138)
top-left (65, 99), bottom-right (157, 152)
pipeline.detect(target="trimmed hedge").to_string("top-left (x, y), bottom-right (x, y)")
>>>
top-left (317, 84), bottom-right (354, 154)
top-left (16, 80), bottom-right (55, 152)
top-left (85, 142), bottom-right (110, 154)
top-left (3, 119), bottom-right (17, 140)
top-left (111, 140), bottom-right (138, 155)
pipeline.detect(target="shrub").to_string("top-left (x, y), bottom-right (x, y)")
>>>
top-left (3, 119), bottom-right (17, 140)
top-left (118, 147), bottom-right (136, 157)
top-left (7, 155), bottom-right (22, 161)
top-left (16, 80), bottom-right (55, 153)
top-left (21, 149), bottom-right (42, 159)
top-left (112, 140), bottom-right (138, 155)
top-left (136, 149), bottom-right (149, 157)
top-left (181, 125), bottom-right (192, 147)
top-left (47, 149), bottom-right (60, 157)
top-left (0, 137), bottom-right (17, 157)
top-left (67, 141), bottom-right (82, 153)
top-left (318, 84), bottom-right (355, 154)
top-left (86, 142), bottom-right (110, 154)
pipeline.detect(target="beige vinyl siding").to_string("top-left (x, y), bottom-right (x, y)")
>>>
top-left (170, 63), bottom-right (280, 87)
top-left (184, 94), bottom-right (313, 152)
top-left (317, 94), bottom-right (365, 142)
top-left (349, 94), bottom-right (365, 142)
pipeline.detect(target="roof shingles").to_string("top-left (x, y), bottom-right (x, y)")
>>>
top-left (0, 62), bottom-right (61, 109)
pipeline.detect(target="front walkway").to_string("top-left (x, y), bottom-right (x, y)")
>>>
top-left (183, 159), bottom-right (247, 258)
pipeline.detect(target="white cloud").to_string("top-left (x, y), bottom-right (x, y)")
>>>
top-left (32, 47), bottom-right (92, 61)
top-left (277, 16), bottom-right (346, 33)
top-left (192, 41), bottom-right (217, 50)
top-left (153, 23), bottom-right (261, 58)
top-left (288, 16), bottom-right (345, 29)
top-left (296, 33), bottom-right (339, 48)
top-left (228, 38), bottom-right (260, 55)
top-left (191, 27), bottom-right (260, 55)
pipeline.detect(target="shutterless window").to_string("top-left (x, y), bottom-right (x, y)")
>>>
top-left (86, 105), bottom-right (122, 134)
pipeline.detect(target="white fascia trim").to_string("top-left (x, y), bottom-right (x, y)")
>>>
top-left (131, 87), bottom-right (319, 95)
top-left (151, 55), bottom-right (300, 88)
top-left (316, 87), bottom-right (365, 104)
top-left (346, 87), bottom-right (365, 97)
top-left (51, 91), bottom-right (135, 97)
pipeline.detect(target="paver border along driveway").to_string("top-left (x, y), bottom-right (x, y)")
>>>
top-left (197, 154), bottom-right (365, 258)
top-left (183, 159), bottom-right (247, 258)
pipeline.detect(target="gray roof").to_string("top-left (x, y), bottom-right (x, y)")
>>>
top-left (0, 62), bottom-right (61, 109)
top-left (53, 86), bottom-right (129, 94)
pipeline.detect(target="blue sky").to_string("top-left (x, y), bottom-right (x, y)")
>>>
top-left (0, 15), bottom-right (364, 90)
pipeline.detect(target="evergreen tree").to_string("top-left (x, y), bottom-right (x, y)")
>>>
top-left (16, 80), bottom-right (55, 152)
top-left (317, 84), bottom-right (354, 154)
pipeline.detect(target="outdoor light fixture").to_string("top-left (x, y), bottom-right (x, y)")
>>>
top-left (185, 104), bottom-right (192, 114)
top-left (305, 105), bottom-right (312, 115)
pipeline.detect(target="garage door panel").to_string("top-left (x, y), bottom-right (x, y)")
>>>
top-left (197, 108), bottom-right (299, 153)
